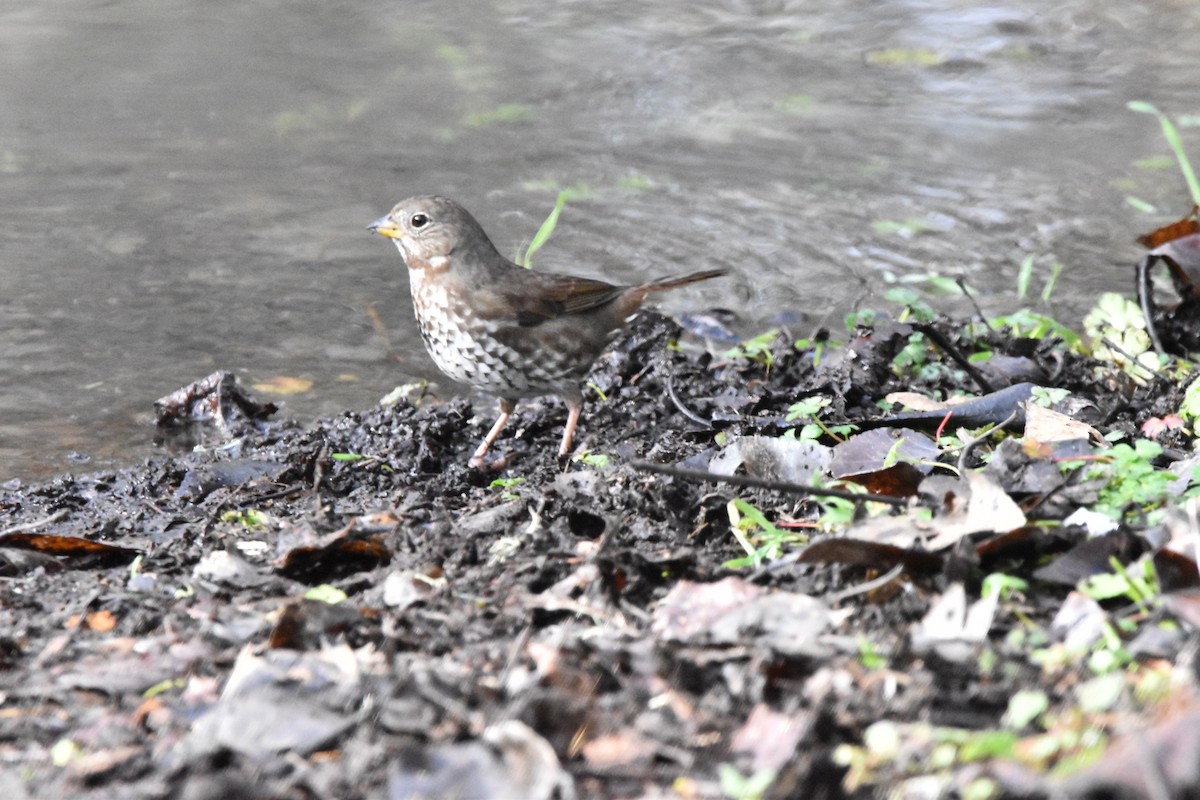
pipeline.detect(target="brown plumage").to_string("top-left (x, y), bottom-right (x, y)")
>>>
top-left (368, 195), bottom-right (726, 467)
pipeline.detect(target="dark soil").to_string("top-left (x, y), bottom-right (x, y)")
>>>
top-left (1, 310), bottom-right (1196, 799)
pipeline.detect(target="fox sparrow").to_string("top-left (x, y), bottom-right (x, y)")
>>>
top-left (368, 195), bottom-right (726, 467)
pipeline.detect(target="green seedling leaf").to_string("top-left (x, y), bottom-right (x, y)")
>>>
top-left (884, 287), bottom-right (936, 323)
top-left (1030, 387), bottom-right (1070, 407)
top-left (958, 731), bottom-right (1017, 762)
top-left (220, 508), bottom-right (268, 528)
top-left (1128, 101), bottom-right (1200, 205)
top-left (866, 48), bottom-right (945, 67)
top-left (1075, 673), bottom-right (1126, 713)
top-left (725, 330), bottom-right (779, 368)
top-left (50, 738), bottom-right (81, 767)
top-left (858, 636), bottom-right (886, 669)
top-left (144, 678), bottom-right (186, 699)
top-left (1042, 261), bottom-right (1063, 303)
top-left (574, 451), bottom-right (610, 468)
top-left (520, 186), bottom-right (591, 268)
top-left (305, 584), bottom-right (348, 604)
top-left (1133, 155), bottom-right (1176, 171)
top-left (989, 308), bottom-right (1083, 351)
top-left (1017, 254), bottom-right (1034, 299)
top-left (1004, 689), bottom-right (1049, 729)
top-left (718, 764), bottom-right (776, 800)
top-left (816, 495), bottom-right (856, 531)
top-left (776, 94), bottom-right (817, 114)
top-left (786, 396), bottom-right (831, 421)
top-left (1180, 374), bottom-right (1200, 422)
top-left (1084, 293), bottom-right (1159, 382)
top-left (1126, 196), bottom-right (1158, 214)
top-left (982, 572), bottom-right (1029, 600)
top-left (845, 308), bottom-right (877, 330)
top-left (724, 497), bottom-right (806, 567)
top-left (463, 103), bottom-right (532, 128)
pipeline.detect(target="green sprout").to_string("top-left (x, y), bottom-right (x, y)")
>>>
top-left (723, 498), bottom-right (807, 568)
top-left (220, 508), bottom-right (268, 528)
top-left (1128, 101), bottom-right (1200, 205)
top-left (724, 330), bottom-right (779, 370)
top-left (489, 476), bottom-right (525, 501)
top-left (519, 186), bottom-right (592, 268)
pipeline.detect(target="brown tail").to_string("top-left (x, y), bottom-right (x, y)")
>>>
top-left (642, 268), bottom-right (729, 293)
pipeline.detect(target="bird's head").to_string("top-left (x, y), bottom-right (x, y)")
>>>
top-left (368, 195), bottom-right (490, 273)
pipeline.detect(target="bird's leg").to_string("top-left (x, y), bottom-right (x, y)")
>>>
top-left (470, 398), bottom-right (515, 469)
top-left (558, 390), bottom-right (583, 459)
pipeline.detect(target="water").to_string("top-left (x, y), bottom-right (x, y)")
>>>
top-left (3, 0), bottom-right (1198, 480)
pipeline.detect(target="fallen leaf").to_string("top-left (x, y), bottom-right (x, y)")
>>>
top-left (252, 375), bottom-right (314, 395)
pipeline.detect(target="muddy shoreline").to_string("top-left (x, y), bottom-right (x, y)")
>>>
top-left (2, 308), bottom-right (1197, 799)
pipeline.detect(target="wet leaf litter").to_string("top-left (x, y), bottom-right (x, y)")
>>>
top-left (4, 249), bottom-right (1200, 797)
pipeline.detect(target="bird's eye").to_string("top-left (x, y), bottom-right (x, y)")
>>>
top-left (409, 213), bottom-right (430, 229)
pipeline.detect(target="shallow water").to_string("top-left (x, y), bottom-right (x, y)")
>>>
top-left (2, 0), bottom-right (1198, 481)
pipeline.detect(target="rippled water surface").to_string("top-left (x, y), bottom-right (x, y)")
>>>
top-left (3, 0), bottom-right (1199, 479)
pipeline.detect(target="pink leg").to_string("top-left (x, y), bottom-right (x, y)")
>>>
top-left (558, 394), bottom-right (583, 458)
top-left (470, 398), bottom-right (514, 468)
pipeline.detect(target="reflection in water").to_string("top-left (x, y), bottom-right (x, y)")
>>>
top-left (1, 0), bottom-right (1197, 479)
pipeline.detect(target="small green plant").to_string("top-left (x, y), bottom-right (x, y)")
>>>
top-left (331, 452), bottom-right (393, 471)
top-left (1083, 293), bottom-right (1162, 383)
top-left (1029, 387), bottom-right (1070, 407)
top-left (1178, 373), bottom-right (1200, 423)
top-left (724, 330), bottom-right (779, 370)
top-left (1016, 255), bottom-right (1064, 303)
top-left (1078, 556), bottom-right (1159, 610)
top-left (718, 764), bottom-right (776, 800)
top-left (519, 186), bottom-right (592, 268)
top-left (845, 308), bottom-right (877, 330)
top-left (794, 334), bottom-right (838, 366)
top-left (982, 572), bottom-right (1029, 602)
top-left (305, 584), bottom-right (348, 604)
top-left (723, 498), bottom-right (807, 568)
top-left (463, 103), bottom-right (533, 128)
top-left (858, 636), bottom-right (887, 669)
top-left (1003, 689), bottom-right (1049, 730)
top-left (143, 678), bottom-right (186, 699)
top-left (220, 508), bottom-right (268, 528)
top-left (988, 308), bottom-right (1084, 351)
top-left (872, 217), bottom-right (936, 237)
top-left (489, 476), bottom-right (525, 501)
top-left (1085, 622), bottom-right (1134, 675)
top-left (785, 395), bottom-right (853, 441)
top-left (891, 331), bottom-right (963, 383)
top-left (814, 494), bottom-right (857, 531)
top-left (1128, 101), bottom-right (1200, 205)
top-left (573, 451), bottom-right (610, 469)
top-left (1078, 439), bottom-right (1178, 521)
top-left (885, 287), bottom-right (936, 323)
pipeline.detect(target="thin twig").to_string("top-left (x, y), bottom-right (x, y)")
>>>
top-left (1136, 256), bottom-right (1168, 355)
top-left (1101, 336), bottom-right (1166, 381)
top-left (913, 322), bottom-right (995, 394)
top-left (630, 460), bottom-right (909, 506)
top-left (956, 275), bottom-right (989, 324)
top-left (825, 563), bottom-right (907, 603)
top-left (955, 410), bottom-right (1019, 474)
top-left (0, 508), bottom-right (69, 537)
top-left (665, 370), bottom-right (712, 427)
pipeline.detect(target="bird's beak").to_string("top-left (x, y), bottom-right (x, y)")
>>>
top-left (367, 214), bottom-right (403, 239)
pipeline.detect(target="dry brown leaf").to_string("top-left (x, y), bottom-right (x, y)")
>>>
top-left (1023, 402), bottom-right (1103, 444)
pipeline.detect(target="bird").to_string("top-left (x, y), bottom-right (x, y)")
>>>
top-left (368, 195), bottom-right (727, 468)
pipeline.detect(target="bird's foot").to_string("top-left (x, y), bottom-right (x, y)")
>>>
top-left (469, 451), bottom-right (510, 472)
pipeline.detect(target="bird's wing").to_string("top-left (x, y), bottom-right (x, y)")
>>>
top-left (475, 272), bottom-right (626, 328)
